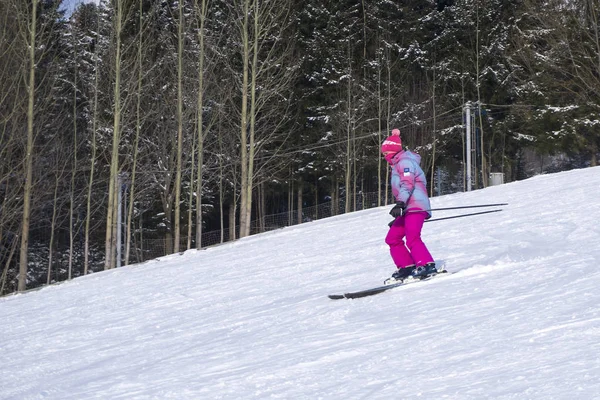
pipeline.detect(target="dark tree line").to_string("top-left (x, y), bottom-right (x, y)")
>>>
top-left (1, 0), bottom-right (598, 293)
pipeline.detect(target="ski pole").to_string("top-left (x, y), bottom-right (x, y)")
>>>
top-left (388, 209), bottom-right (503, 227)
top-left (422, 203), bottom-right (508, 212)
top-left (424, 209), bottom-right (503, 222)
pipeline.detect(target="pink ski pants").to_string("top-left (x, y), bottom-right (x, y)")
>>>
top-left (385, 211), bottom-right (434, 268)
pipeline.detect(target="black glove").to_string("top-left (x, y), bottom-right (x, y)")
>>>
top-left (389, 201), bottom-right (406, 218)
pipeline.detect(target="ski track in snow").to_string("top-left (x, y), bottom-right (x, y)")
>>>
top-left (1, 167), bottom-right (600, 399)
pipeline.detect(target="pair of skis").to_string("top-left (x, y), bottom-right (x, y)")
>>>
top-left (328, 270), bottom-right (448, 300)
top-left (329, 203), bottom-right (505, 300)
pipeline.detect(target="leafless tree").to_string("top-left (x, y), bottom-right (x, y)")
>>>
top-left (227, 0), bottom-right (297, 238)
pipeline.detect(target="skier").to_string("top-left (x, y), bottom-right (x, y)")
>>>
top-left (381, 128), bottom-right (437, 284)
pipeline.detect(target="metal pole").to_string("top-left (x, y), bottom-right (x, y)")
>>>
top-left (465, 102), bottom-right (472, 191)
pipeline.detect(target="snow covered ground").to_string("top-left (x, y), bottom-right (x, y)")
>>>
top-left (2, 167), bottom-right (600, 399)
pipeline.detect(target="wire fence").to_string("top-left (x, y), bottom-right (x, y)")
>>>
top-left (1, 167), bottom-right (469, 294)
top-left (137, 190), bottom-right (394, 261)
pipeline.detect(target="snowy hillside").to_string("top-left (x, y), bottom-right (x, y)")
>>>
top-left (2, 167), bottom-right (600, 399)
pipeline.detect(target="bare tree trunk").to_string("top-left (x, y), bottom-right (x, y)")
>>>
top-left (187, 135), bottom-right (195, 250)
top-left (477, 103), bottom-right (487, 187)
top-left (352, 141), bottom-right (357, 212)
top-left (138, 213), bottom-right (144, 262)
top-left (297, 184), bottom-right (302, 225)
top-left (106, 0), bottom-right (126, 270)
top-left (111, 182), bottom-right (119, 267)
top-left (288, 176), bottom-right (293, 225)
top-left (314, 176), bottom-right (318, 220)
top-left (229, 203), bottom-right (236, 242)
top-left (85, 4), bottom-right (101, 275)
top-left (330, 177), bottom-right (338, 217)
top-left (258, 182), bottom-right (265, 232)
top-left (361, 178), bottom-right (365, 210)
top-left (194, 0), bottom-right (209, 248)
top-left (344, 42), bottom-right (352, 214)
top-left (125, 0), bottom-right (144, 266)
top-left (238, 0), bottom-right (251, 238)
top-left (173, 0), bottom-right (186, 253)
top-left (218, 162), bottom-right (224, 244)
top-left (68, 61), bottom-right (78, 280)
top-left (242, 0), bottom-right (263, 237)
top-left (1, 234), bottom-right (19, 295)
top-left (475, 2), bottom-right (487, 188)
top-left (217, 125), bottom-right (225, 244)
top-left (235, 0), bottom-right (294, 237)
top-left (18, 0), bottom-right (37, 291)
top-left (47, 170), bottom-right (62, 285)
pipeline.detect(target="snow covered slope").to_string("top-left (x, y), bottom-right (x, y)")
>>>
top-left (2, 167), bottom-right (600, 399)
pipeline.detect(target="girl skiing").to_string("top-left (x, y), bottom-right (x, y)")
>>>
top-left (381, 129), bottom-right (437, 283)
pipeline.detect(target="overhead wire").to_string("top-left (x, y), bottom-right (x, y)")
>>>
top-left (8, 104), bottom-right (468, 176)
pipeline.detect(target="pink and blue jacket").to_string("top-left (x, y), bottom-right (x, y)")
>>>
top-left (389, 150), bottom-right (432, 219)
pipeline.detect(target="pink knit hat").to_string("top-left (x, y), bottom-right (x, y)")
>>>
top-left (380, 129), bottom-right (402, 154)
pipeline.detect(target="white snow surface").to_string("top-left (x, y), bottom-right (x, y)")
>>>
top-left (2, 167), bottom-right (600, 399)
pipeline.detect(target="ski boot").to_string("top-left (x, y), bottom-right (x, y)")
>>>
top-left (384, 265), bottom-right (415, 285)
top-left (411, 262), bottom-right (438, 279)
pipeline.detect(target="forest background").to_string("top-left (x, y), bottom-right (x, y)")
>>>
top-left (1, 0), bottom-right (599, 294)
